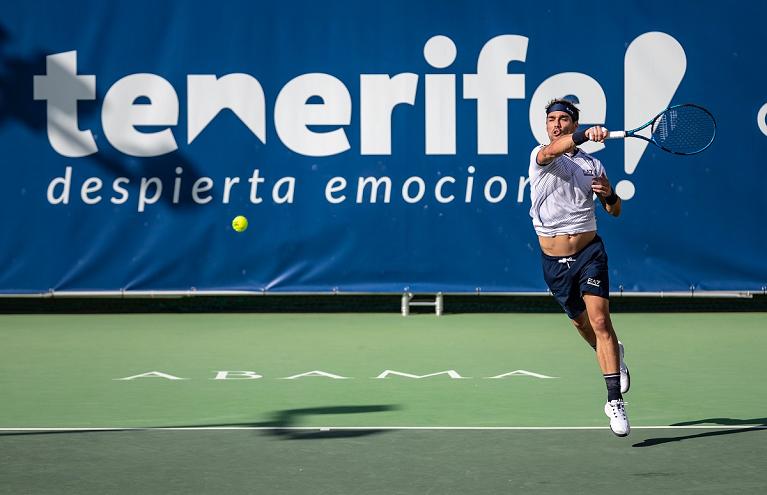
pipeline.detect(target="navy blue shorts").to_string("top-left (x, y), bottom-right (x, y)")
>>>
top-left (541, 235), bottom-right (610, 319)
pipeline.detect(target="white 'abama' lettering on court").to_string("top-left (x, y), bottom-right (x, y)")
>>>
top-left (114, 369), bottom-right (559, 380)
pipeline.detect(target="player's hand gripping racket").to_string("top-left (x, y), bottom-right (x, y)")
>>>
top-left (605, 103), bottom-right (716, 155)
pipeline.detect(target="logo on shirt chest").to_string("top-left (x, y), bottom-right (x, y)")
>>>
top-left (582, 168), bottom-right (595, 176)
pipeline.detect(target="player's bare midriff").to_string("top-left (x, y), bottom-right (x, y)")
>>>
top-left (538, 231), bottom-right (596, 257)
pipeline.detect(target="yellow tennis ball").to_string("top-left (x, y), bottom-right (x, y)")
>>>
top-left (232, 215), bottom-right (248, 232)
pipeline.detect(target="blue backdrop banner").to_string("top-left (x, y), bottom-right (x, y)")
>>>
top-left (1, 0), bottom-right (765, 293)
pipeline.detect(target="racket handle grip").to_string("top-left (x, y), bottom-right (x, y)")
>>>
top-left (606, 130), bottom-right (626, 139)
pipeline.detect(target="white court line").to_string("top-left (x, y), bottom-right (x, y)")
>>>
top-left (1, 426), bottom-right (765, 431)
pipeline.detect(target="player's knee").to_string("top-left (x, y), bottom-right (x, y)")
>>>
top-left (589, 315), bottom-right (611, 335)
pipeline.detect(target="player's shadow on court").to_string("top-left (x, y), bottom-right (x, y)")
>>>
top-left (632, 417), bottom-right (767, 447)
top-left (0, 406), bottom-right (400, 439)
top-left (246, 405), bottom-right (400, 440)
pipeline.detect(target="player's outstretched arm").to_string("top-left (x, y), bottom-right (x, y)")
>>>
top-left (536, 126), bottom-right (608, 165)
top-left (536, 135), bottom-right (576, 165)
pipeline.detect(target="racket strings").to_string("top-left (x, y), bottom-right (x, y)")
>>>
top-left (651, 105), bottom-right (716, 154)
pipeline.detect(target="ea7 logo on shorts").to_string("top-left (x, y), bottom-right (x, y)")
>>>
top-left (587, 278), bottom-right (601, 287)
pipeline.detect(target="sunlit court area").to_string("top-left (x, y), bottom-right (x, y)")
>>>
top-left (2, 0), bottom-right (766, 493)
top-left (2, 304), bottom-right (767, 493)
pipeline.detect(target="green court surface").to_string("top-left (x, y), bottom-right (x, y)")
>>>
top-left (1, 313), bottom-right (766, 494)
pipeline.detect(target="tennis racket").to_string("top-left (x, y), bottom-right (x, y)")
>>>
top-left (605, 103), bottom-right (716, 155)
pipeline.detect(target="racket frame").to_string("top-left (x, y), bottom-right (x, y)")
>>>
top-left (605, 103), bottom-right (716, 155)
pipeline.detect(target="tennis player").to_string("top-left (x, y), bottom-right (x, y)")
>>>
top-left (529, 98), bottom-right (630, 437)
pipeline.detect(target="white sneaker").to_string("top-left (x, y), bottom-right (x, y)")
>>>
top-left (618, 340), bottom-right (630, 394)
top-left (604, 399), bottom-right (630, 437)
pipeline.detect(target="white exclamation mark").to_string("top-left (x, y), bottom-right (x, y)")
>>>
top-left (615, 32), bottom-right (687, 201)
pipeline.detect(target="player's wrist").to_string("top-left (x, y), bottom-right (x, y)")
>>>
top-left (605, 190), bottom-right (619, 205)
top-left (572, 130), bottom-right (588, 145)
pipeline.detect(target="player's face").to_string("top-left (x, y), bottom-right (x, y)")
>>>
top-left (546, 111), bottom-right (578, 141)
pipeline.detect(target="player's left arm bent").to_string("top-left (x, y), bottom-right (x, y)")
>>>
top-left (592, 173), bottom-right (621, 217)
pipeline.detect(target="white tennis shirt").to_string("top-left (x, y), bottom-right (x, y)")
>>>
top-left (528, 145), bottom-right (605, 237)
